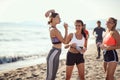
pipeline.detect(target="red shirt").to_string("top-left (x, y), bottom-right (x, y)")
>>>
top-left (84, 29), bottom-right (89, 36)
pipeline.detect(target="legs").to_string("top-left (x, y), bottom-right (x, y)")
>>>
top-left (103, 62), bottom-right (107, 73)
top-left (51, 52), bottom-right (60, 79)
top-left (66, 52), bottom-right (75, 80)
top-left (66, 63), bottom-right (85, 80)
top-left (77, 63), bottom-right (85, 80)
top-left (46, 49), bottom-right (61, 80)
top-left (66, 52), bottom-right (85, 80)
top-left (103, 50), bottom-right (118, 80)
top-left (97, 46), bottom-right (101, 57)
top-left (96, 41), bottom-right (101, 59)
top-left (66, 65), bottom-right (74, 80)
top-left (104, 62), bottom-right (117, 80)
top-left (96, 45), bottom-right (101, 59)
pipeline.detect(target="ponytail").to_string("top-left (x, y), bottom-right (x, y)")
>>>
top-left (82, 29), bottom-right (87, 40)
top-left (48, 12), bottom-right (59, 24)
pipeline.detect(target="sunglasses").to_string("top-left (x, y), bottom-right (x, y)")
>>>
top-left (107, 21), bottom-right (114, 24)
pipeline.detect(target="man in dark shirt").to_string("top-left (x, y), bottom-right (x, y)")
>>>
top-left (93, 20), bottom-right (105, 59)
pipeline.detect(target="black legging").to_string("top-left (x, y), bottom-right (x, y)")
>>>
top-left (96, 40), bottom-right (102, 57)
top-left (97, 46), bottom-right (101, 57)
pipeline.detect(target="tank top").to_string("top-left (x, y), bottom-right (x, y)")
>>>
top-left (103, 33), bottom-right (116, 46)
top-left (70, 33), bottom-right (85, 47)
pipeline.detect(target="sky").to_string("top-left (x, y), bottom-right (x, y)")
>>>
top-left (0, 0), bottom-right (120, 24)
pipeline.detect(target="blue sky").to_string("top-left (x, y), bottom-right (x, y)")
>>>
top-left (0, 0), bottom-right (120, 23)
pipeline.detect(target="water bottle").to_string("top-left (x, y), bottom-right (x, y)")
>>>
top-left (76, 46), bottom-right (83, 54)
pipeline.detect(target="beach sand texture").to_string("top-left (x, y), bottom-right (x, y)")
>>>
top-left (0, 44), bottom-right (120, 80)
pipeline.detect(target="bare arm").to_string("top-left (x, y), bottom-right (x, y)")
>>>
top-left (55, 23), bottom-right (68, 44)
top-left (87, 31), bottom-right (89, 39)
top-left (64, 33), bottom-right (73, 49)
top-left (63, 23), bottom-right (68, 44)
top-left (84, 39), bottom-right (88, 48)
top-left (65, 33), bottom-right (73, 44)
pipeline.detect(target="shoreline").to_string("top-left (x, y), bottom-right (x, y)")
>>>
top-left (0, 43), bottom-right (93, 73)
top-left (0, 44), bottom-right (120, 80)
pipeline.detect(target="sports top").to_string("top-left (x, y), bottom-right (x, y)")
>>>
top-left (70, 33), bottom-right (85, 47)
top-left (51, 37), bottom-right (61, 44)
top-left (103, 33), bottom-right (116, 46)
top-left (49, 26), bottom-right (61, 44)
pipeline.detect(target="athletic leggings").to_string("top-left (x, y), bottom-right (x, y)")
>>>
top-left (46, 47), bottom-right (61, 80)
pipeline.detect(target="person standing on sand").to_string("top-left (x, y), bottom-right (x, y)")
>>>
top-left (93, 20), bottom-right (105, 59)
top-left (100, 17), bottom-right (120, 80)
top-left (65, 20), bottom-right (87, 80)
top-left (45, 9), bottom-right (68, 80)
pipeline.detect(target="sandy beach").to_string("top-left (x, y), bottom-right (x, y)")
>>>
top-left (0, 44), bottom-right (120, 80)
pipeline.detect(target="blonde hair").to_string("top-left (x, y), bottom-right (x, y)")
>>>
top-left (109, 17), bottom-right (117, 35)
top-left (110, 17), bottom-right (117, 31)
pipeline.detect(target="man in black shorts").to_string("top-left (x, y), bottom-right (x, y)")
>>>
top-left (93, 20), bottom-right (105, 59)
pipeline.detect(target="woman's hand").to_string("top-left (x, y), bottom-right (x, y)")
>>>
top-left (100, 44), bottom-right (116, 50)
top-left (64, 44), bottom-right (70, 49)
top-left (45, 9), bottom-right (55, 17)
top-left (63, 22), bottom-right (68, 30)
top-left (70, 43), bottom-right (76, 48)
top-left (100, 44), bottom-right (107, 50)
top-left (81, 48), bottom-right (87, 54)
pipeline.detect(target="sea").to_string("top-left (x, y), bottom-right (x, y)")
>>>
top-left (0, 21), bottom-right (119, 72)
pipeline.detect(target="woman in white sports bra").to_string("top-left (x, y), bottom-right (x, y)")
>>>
top-left (65, 20), bottom-right (87, 80)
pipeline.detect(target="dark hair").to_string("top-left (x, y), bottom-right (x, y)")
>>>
top-left (48, 12), bottom-right (59, 24)
top-left (97, 20), bottom-right (101, 23)
top-left (75, 20), bottom-right (86, 39)
top-left (83, 24), bottom-right (86, 26)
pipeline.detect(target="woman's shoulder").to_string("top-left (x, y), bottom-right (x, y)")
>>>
top-left (111, 30), bottom-right (119, 37)
top-left (50, 27), bottom-right (59, 32)
top-left (69, 33), bottom-right (74, 36)
top-left (68, 33), bottom-right (74, 38)
top-left (111, 30), bottom-right (118, 34)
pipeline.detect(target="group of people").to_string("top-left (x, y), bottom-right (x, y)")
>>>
top-left (45, 9), bottom-right (120, 80)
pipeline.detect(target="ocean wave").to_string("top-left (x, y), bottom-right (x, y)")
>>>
top-left (0, 54), bottom-right (46, 64)
top-left (0, 56), bottom-right (24, 64)
top-left (0, 39), bottom-right (22, 42)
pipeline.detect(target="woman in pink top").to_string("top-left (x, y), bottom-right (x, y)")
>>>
top-left (100, 17), bottom-right (120, 80)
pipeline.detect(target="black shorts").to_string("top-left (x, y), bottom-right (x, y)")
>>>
top-left (103, 50), bottom-right (119, 62)
top-left (66, 51), bottom-right (84, 66)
